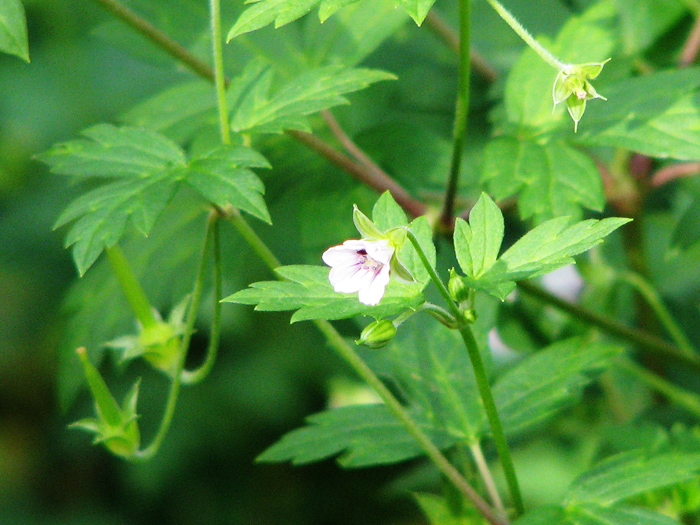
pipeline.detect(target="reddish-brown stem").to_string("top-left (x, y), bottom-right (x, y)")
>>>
top-left (652, 162), bottom-right (700, 187)
top-left (679, 11), bottom-right (700, 67)
top-left (287, 129), bottom-right (427, 218)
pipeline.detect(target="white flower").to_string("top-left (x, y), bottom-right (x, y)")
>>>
top-left (322, 239), bottom-right (394, 306)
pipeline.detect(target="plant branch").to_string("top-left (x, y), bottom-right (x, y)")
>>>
top-left (651, 162), bottom-right (700, 187)
top-left (424, 9), bottom-right (498, 83)
top-left (406, 229), bottom-right (524, 516)
top-left (440, 0), bottom-right (472, 231)
top-left (470, 441), bottom-right (508, 521)
top-left (91, 0), bottom-right (216, 81)
top-left (90, 0), bottom-right (425, 220)
top-left (133, 213), bottom-right (217, 460)
top-left (517, 280), bottom-right (700, 372)
top-left (288, 129), bottom-right (427, 218)
top-left (680, 9), bottom-right (700, 67)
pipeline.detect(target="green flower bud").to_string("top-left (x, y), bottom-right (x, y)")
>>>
top-left (448, 268), bottom-right (471, 304)
top-left (70, 347), bottom-right (140, 459)
top-left (356, 319), bottom-right (397, 349)
top-left (553, 59), bottom-right (610, 132)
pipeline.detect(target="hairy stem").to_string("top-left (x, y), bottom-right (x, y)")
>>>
top-left (485, 0), bottom-right (567, 70)
top-left (440, 0), bottom-right (472, 230)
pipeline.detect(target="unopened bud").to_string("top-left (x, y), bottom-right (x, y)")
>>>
top-left (448, 269), bottom-right (471, 304)
top-left (356, 319), bottom-right (397, 349)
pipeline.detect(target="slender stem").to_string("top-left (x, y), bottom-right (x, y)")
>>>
top-left (680, 9), bottom-right (700, 67)
top-left (485, 0), bottom-right (567, 70)
top-left (616, 271), bottom-right (696, 358)
top-left (618, 358), bottom-right (700, 419)
top-left (133, 214), bottom-right (216, 460)
top-left (440, 0), bottom-right (472, 229)
top-left (209, 0), bottom-right (230, 145)
top-left (181, 217), bottom-right (222, 384)
top-left (314, 320), bottom-right (505, 525)
top-left (405, 230), bottom-right (524, 516)
top-left (287, 129), bottom-right (427, 218)
top-left (226, 208), bottom-right (281, 269)
top-left (470, 441), bottom-right (508, 521)
top-left (651, 162), bottom-right (700, 187)
top-left (91, 0), bottom-right (215, 80)
top-left (424, 9), bottom-right (498, 83)
top-left (106, 245), bottom-right (158, 329)
top-left (517, 280), bottom-right (700, 372)
top-left (89, 0), bottom-right (426, 221)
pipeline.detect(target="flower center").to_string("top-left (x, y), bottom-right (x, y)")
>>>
top-left (357, 249), bottom-right (381, 271)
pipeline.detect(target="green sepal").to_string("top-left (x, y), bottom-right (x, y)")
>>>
top-left (356, 319), bottom-right (397, 349)
top-left (70, 348), bottom-right (141, 458)
top-left (352, 205), bottom-right (384, 240)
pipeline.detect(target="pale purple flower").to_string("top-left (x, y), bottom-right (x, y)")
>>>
top-left (322, 239), bottom-right (394, 305)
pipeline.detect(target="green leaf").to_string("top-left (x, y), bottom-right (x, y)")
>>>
top-left (367, 316), bottom-right (484, 441)
top-left (613, 0), bottom-right (686, 56)
top-left (40, 125), bottom-right (270, 274)
top-left (318, 0), bottom-right (360, 21)
top-left (0, 0), bottom-right (29, 62)
top-left (481, 137), bottom-right (605, 222)
top-left (464, 216), bottom-right (631, 300)
top-left (394, 0), bottom-right (435, 25)
top-left (415, 492), bottom-right (479, 524)
top-left (490, 338), bottom-right (623, 436)
top-left (230, 63), bottom-right (395, 134)
top-left (256, 404), bottom-right (457, 467)
top-left (184, 145), bottom-right (272, 223)
top-left (223, 265), bottom-right (425, 322)
top-left (372, 191), bottom-right (407, 232)
top-left (513, 503), bottom-right (678, 525)
top-left (454, 193), bottom-right (504, 280)
top-left (565, 449), bottom-right (700, 505)
top-left (577, 68), bottom-right (700, 160)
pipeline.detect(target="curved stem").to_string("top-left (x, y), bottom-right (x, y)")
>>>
top-left (181, 217), bottom-right (222, 384)
top-left (517, 280), bottom-right (700, 372)
top-left (133, 214), bottom-right (217, 461)
top-left (405, 229), bottom-right (524, 516)
top-left (440, 0), bottom-right (472, 229)
top-left (616, 271), bottom-right (696, 358)
top-left (485, 0), bottom-right (567, 70)
top-left (106, 245), bottom-right (158, 329)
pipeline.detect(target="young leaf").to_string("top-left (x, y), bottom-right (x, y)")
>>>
top-left (489, 338), bottom-right (623, 437)
top-left (257, 404), bottom-right (457, 467)
top-left (394, 0), bottom-right (435, 25)
top-left (565, 449), bottom-right (700, 505)
top-left (230, 64), bottom-right (396, 134)
top-left (461, 215), bottom-right (631, 300)
top-left (223, 265), bottom-right (425, 322)
top-left (481, 137), bottom-right (604, 222)
top-left (0, 0), bottom-right (29, 62)
top-left (454, 193), bottom-right (504, 280)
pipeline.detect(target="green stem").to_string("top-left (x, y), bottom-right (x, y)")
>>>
top-left (133, 214), bottom-right (217, 461)
top-left (227, 208), bottom-right (281, 270)
top-left (209, 0), bottom-right (230, 145)
top-left (485, 0), bottom-right (567, 70)
top-left (616, 271), bottom-right (696, 358)
top-left (517, 280), bottom-right (700, 372)
top-left (440, 0), bottom-right (472, 228)
top-left (313, 320), bottom-right (505, 525)
top-left (181, 217), bottom-right (222, 384)
top-left (106, 245), bottom-right (158, 329)
top-left (470, 441), bottom-right (507, 521)
top-left (617, 358), bottom-right (700, 419)
top-left (405, 230), bottom-right (524, 516)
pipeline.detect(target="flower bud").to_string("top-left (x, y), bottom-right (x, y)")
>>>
top-left (70, 347), bottom-right (140, 459)
top-left (448, 269), bottom-right (471, 304)
top-left (356, 319), bottom-right (397, 349)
